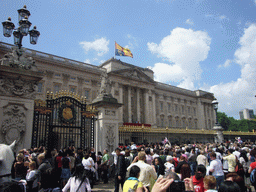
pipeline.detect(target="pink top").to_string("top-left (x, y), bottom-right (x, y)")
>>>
top-left (146, 154), bottom-right (153, 165)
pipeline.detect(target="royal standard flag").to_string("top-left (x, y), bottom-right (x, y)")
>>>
top-left (115, 42), bottom-right (133, 58)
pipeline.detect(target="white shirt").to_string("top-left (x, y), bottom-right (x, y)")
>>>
top-left (82, 157), bottom-right (95, 172)
top-left (127, 160), bottom-right (157, 187)
top-left (209, 159), bottom-right (224, 176)
top-left (26, 170), bottom-right (38, 188)
top-left (233, 151), bottom-right (241, 159)
top-left (152, 154), bottom-right (159, 159)
top-left (62, 176), bottom-right (91, 192)
top-left (164, 162), bottom-right (175, 173)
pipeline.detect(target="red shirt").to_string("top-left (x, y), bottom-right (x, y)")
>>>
top-left (56, 156), bottom-right (63, 168)
top-left (192, 175), bottom-right (205, 192)
top-left (250, 162), bottom-right (256, 170)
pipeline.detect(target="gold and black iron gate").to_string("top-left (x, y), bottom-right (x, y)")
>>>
top-left (32, 91), bottom-right (96, 150)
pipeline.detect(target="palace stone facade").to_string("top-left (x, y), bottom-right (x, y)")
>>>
top-left (0, 42), bottom-right (216, 145)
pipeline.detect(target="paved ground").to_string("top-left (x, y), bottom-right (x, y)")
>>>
top-left (91, 179), bottom-right (256, 192)
top-left (92, 179), bottom-right (116, 192)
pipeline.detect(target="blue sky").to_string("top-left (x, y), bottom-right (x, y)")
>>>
top-left (1, 0), bottom-right (256, 119)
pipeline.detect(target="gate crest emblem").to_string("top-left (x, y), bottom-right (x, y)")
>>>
top-left (58, 100), bottom-right (77, 124)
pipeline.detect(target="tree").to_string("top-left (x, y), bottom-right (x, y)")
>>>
top-left (238, 119), bottom-right (249, 132)
top-left (217, 112), bottom-right (230, 131)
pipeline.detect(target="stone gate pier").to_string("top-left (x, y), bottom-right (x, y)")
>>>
top-left (0, 47), bottom-right (43, 151)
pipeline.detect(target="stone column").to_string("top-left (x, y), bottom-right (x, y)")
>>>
top-left (128, 86), bottom-right (132, 123)
top-left (92, 97), bottom-right (122, 154)
top-left (77, 77), bottom-right (84, 96)
top-left (119, 83), bottom-right (124, 123)
top-left (137, 88), bottom-right (141, 123)
top-left (197, 99), bottom-right (205, 129)
top-left (152, 91), bottom-right (157, 127)
top-left (92, 71), bottom-right (122, 154)
top-left (144, 89), bottom-right (149, 124)
top-left (94, 107), bottom-right (121, 153)
top-left (45, 70), bottom-right (54, 92)
top-left (213, 125), bottom-right (224, 143)
top-left (62, 73), bottom-right (70, 91)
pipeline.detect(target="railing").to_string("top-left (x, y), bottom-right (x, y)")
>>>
top-left (119, 125), bottom-right (256, 136)
top-left (0, 41), bottom-right (104, 72)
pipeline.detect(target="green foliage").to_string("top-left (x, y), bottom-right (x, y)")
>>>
top-left (217, 112), bottom-right (230, 131)
top-left (217, 111), bottom-right (256, 132)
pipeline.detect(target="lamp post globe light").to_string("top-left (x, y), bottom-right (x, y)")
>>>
top-left (2, 5), bottom-right (40, 50)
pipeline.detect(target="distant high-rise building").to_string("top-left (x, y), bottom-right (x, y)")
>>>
top-left (239, 109), bottom-right (255, 120)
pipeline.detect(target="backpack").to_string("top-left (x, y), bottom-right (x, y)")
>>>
top-left (250, 168), bottom-right (256, 185)
top-left (125, 157), bottom-right (131, 169)
top-left (235, 162), bottom-right (245, 177)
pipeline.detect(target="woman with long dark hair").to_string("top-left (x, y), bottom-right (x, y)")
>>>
top-left (151, 157), bottom-right (165, 178)
top-left (62, 164), bottom-right (91, 192)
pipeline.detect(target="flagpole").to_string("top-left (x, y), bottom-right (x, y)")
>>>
top-left (114, 41), bottom-right (116, 59)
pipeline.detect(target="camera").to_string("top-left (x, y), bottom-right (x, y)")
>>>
top-left (167, 180), bottom-right (185, 192)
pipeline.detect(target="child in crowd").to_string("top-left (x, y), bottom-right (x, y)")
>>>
top-left (26, 161), bottom-right (39, 192)
top-left (203, 175), bottom-right (217, 192)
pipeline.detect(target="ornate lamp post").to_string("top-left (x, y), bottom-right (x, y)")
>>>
top-left (2, 5), bottom-right (40, 51)
top-left (212, 99), bottom-right (220, 126)
top-left (212, 99), bottom-right (224, 143)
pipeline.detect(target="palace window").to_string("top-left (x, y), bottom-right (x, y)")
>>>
top-left (176, 119), bottom-right (179, 127)
top-left (70, 87), bottom-right (76, 93)
top-left (37, 82), bottom-right (43, 93)
top-left (160, 102), bottom-right (163, 112)
top-left (161, 118), bottom-right (164, 127)
top-left (54, 84), bottom-right (60, 93)
top-left (182, 119), bottom-right (186, 128)
top-left (168, 103), bottom-right (171, 113)
top-left (168, 119), bottom-right (172, 127)
top-left (84, 90), bottom-right (90, 99)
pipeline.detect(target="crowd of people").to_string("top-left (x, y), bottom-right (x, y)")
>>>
top-left (1, 138), bottom-right (256, 192)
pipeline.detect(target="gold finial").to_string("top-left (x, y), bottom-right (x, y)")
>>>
top-left (46, 91), bottom-right (49, 99)
top-left (81, 96), bottom-right (84, 103)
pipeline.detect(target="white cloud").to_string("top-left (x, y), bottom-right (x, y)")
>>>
top-left (147, 27), bottom-right (211, 90)
top-left (84, 59), bottom-right (91, 64)
top-left (127, 34), bottom-right (138, 49)
top-left (218, 59), bottom-right (232, 68)
top-left (79, 37), bottom-right (109, 56)
top-left (186, 19), bottom-right (194, 25)
top-left (207, 24), bottom-right (256, 118)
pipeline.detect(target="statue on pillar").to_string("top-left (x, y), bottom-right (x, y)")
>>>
top-left (99, 71), bottom-right (112, 97)
top-left (0, 46), bottom-right (37, 71)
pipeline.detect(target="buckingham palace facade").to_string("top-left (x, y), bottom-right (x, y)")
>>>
top-left (0, 42), bottom-right (217, 144)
